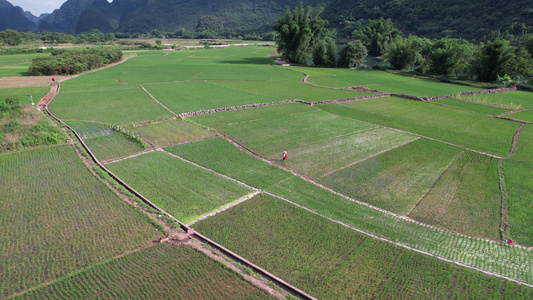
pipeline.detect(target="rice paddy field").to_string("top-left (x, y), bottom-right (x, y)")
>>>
top-left (3, 45), bottom-right (533, 298)
top-left (193, 193), bottom-right (533, 299)
top-left (13, 244), bottom-right (274, 300)
top-left (318, 96), bottom-right (519, 157)
top-left (0, 53), bottom-right (49, 77)
top-left (105, 150), bottom-right (253, 223)
top-left (463, 91), bottom-right (533, 109)
top-left (0, 145), bottom-right (161, 298)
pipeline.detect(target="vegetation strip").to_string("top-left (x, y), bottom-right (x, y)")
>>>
top-left (263, 191), bottom-right (533, 289)
top-left (43, 96), bottom-right (316, 300)
top-left (188, 191), bottom-right (262, 226)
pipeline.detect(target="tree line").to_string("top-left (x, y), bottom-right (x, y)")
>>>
top-left (273, 5), bottom-right (533, 85)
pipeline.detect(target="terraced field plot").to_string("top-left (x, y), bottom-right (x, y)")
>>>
top-left (194, 193), bottom-right (533, 299)
top-left (367, 80), bottom-right (480, 97)
top-left (192, 102), bottom-right (375, 154)
top-left (129, 119), bottom-right (215, 147)
top-left (503, 124), bottom-right (533, 246)
top-left (166, 136), bottom-right (291, 189)
top-left (105, 150), bottom-right (253, 223)
top-left (14, 244), bottom-right (273, 300)
top-left (507, 110), bottom-right (533, 122)
top-left (464, 91), bottom-right (533, 109)
top-left (318, 139), bottom-right (463, 215)
top-left (432, 98), bottom-right (510, 115)
top-left (266, 127), bottom-right (418, 179)
top-left (318, 96), bottom-right (519, 157)
top-left (84, 131), bottom-right (145, 161)
top-left (51, 86), bottom-right (173, 124)
top-left (1, 86), bottom-right (50, 104)
top-left (409, 151), bottom-right (502, 239)
top-left (0, 145), bottom-right (161, 298)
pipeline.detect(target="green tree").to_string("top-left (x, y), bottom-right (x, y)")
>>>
top-left (385, 36), bottom-right (420, 70)
top-left (196, 16), bottom-right (224, 34)
top-left (273, 5), bottom-right (329, 64)
top-left (312, 39), bottom-right (337, 67)
top-left (472, 39), bottom-right (514, 82)
top-left (338, 40), bottom-right (367, 68)
top-left (502, 47), bottom-right (533, 79)
top-left (429, 38), bottom-right (473, 76)
top-left (526, 35), bottom-right (533, 57)
top-left (0, 29), bottom-right (22, 46)
top-left (353, 18), bottom-right (400, 56)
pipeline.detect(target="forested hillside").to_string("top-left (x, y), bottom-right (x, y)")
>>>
top-left (322, 0), bottom-right (533, 41)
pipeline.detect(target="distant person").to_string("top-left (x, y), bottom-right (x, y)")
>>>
top-left (506, 239), bottom-right (514, 244)
top-left (282, 151), bottom-right (287, 161)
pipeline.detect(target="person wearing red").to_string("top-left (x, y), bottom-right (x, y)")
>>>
top-left (282, 151), bottom-right (287, 161)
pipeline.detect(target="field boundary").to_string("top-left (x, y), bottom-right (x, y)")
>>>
top-left (43, 93), bottom-right (316, 300)
top-left (264, 191), bottom-right (533, 289)
top-left (498, 159), bottom-right (510, 241)
top-left (140, 85), bottom-right (178, 116)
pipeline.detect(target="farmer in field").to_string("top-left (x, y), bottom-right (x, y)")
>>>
top-left (282, 151), bottom-right (287, 161)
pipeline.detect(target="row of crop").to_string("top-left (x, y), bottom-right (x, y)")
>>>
top-left (162, 131), bottom-right (533, 284)
top-left (193, 193), bottom-right (533, 299)
top-left (0, 145), bottom-right (161, 298)
top-left (177, 99), bottom-right (307, 118)
top-left (14, 244), bottom-right (272, 300)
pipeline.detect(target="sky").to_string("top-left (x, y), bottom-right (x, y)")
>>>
top-left (8, 0), bottom-right (65, 16)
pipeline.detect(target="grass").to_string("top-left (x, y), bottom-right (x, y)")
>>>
top-left (265, 176), bottom-right (533, 283)
top-left (409, 151), bottom-right (502, 240)
top-left (0, 145), bottom-right (161, 298)
top-left (318, 138), bottom-right (463, 215)
top-left (50, 86), bottom-right (173, 125)
top-left (0, 53), bottom-right (49, 77)
top-left (506, 110), bottom-right (533, 122)
top-left (503, 124), bottom-right (533, 246)
top-left (432, 98), bottom-right (510, 115)
top-left (194, 193), bottom-right (533, 299)
top-left (267, 127), bottom-right (418, 179)
top-left (463, 91), bottom-right (533, 109)
top-left (368, 80), bottom-right (480, 97)
top-left (105, 150), bottom-right (253, 223)
top-left (0, 87), bottom-right (50, 105)
top-left (129, 119), bottom-right (215, 147)
top-left (192, 102), bottom-right (376, 154)
top-left (317, 97), bottom-right (519, 157)
top-left (13, 243), bottom-right (274, 300)
top-left (165, 136), bottom-right (291, 189)
top-left (84, 131), bottom-right (145, 161)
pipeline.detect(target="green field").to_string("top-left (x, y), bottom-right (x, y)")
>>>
top-left (194, 193), bottom-right (533, 299)
top-left (14, 244), bottom-right (273, 300)
top-left (318, 96), bottom-right (519, 157)
top-left (265, 175), bottom-right (533, 283)
top-left (432, 97), bottom-right (510, 115)
top-left (503, 124), bottom-right (533, 245)
top-left (464, 91), bottom-right (533, 109)
top-left (290, 66), bottom-right (481, 96)
top-left (50, 86), bottom-right (173, 124)
top-left (105, 150), bottom-right (253, 223)
top-left (409, 151), bottom-right (502, 239)
top-left (267, 127), bottom-right (418, 179)
top-left (507, 110), bottom-right (533, 122)
top-left (165, 136), bottom-right (291, 189)
top-left (318, 138), bottom-right (463, 215)
top-left (0, 145), bottom-right (161, 298)
top-left (129, 119), bottom-right (215, 147)
top-left (1, 87), bottom-right (50, 105)
top-left (84, 132), bottom-right (145, 161)
top-left (0, 53), bottom-right (49, 77)
top-left (192, 102), bottom-right (376, 154)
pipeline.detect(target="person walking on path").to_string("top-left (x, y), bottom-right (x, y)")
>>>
top-left (282, 151), bottom-right (287, 161)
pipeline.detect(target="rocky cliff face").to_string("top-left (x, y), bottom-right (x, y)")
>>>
top-left (0, 0), bottom-right (37, 31)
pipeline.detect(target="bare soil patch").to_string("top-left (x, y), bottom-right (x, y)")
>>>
top-left (0, 76), bottom-right (72, 88)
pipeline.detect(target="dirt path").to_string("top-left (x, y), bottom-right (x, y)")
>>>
top-left (505, 123), bottom-right (526, 159)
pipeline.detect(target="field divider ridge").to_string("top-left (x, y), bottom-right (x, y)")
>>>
top-left (44, 91), bottom-right (315, 299)
top-left (188, 191), bottom-right (262, 226)
top-left (264, 191), bottom-right (533, 289)
top-left (140, 85), bottom-right (179, 116)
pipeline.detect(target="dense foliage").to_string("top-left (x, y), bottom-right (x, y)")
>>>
top-left (29, 46), bottom-right (122, 75)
